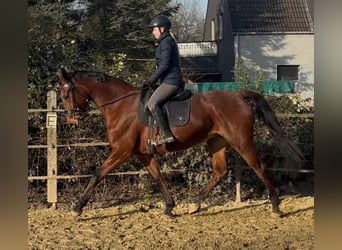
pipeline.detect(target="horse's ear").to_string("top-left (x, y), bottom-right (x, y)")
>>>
top-left (57, 68), bottom-right (68, 81)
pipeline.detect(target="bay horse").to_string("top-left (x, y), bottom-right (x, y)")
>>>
top-left (56, 68), bottom-right (304, 217)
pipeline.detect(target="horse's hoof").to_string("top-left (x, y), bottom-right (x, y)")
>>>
top-left (164, 207), bottom-right (175, 217)
top-left (164, 211), bottom-right (176, 217)
top-left (71, 210), bottom-right (82, 217)
top-left (188, 203), bottom-right (201, 214)
top-left (71, 202), bottom-right (83, 217)
top-left (164, 208), bottom-right (175, 217)
top-left (271, 208), bottom-right (283, 218)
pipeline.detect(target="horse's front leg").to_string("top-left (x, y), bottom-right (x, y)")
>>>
top-left (138, 155), bottom-right (176, 216)
top-left (72, 149), bottom-right (130, 216)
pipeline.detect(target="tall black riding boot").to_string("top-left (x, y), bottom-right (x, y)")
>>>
top-left (151, 106), bottom-right (175, 145)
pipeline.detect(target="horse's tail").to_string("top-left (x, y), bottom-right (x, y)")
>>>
top-left (239, 90), bottom-right (305, 172)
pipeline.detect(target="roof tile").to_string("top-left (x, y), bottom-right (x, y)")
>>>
top-left (228, 0), bottom-right (314, 32)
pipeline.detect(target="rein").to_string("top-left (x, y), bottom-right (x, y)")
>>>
top-left (65, 74), bottom-right (143, 117)
top-left (97, 91), bottom-right (141, 109)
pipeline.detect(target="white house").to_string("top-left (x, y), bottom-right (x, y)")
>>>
top-left (200, 0), bottom-right (314, 101)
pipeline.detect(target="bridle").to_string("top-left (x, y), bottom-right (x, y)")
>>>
top-left (62, 78), bottom-right (141, 119)
top-left (61, 78), bottom-right (90, 121)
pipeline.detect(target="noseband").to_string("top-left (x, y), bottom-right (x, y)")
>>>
top-left (63, 80), bottom-right (88, 119)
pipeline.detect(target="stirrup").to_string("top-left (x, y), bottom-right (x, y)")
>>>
top-left (156, 135), bottom-right (175, 145)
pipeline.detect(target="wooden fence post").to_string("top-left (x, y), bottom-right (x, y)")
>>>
top-left (235, 156), bottom-right (242, 203)
top-left (46, 90), bottom-right (58, 209)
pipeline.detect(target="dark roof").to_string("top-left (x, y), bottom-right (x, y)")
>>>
top-left (228, 0), bottom-right (314, 33)
top-left (180, 56), bottom-right (219, 74)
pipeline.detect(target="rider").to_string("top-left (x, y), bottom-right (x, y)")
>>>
top-left (145, 15), bottom-right (184, 145)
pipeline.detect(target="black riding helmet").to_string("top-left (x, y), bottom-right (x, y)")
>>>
top-left (148, 15), bottom-right (171, 30)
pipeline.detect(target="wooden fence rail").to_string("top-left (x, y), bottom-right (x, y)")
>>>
top-left (28, 90), bottom-right (314, 208)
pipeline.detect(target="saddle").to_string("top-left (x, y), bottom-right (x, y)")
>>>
top-left (138, 86), bottom-right (192, 153)
top-left (137, 85), bottom-right (192, 128)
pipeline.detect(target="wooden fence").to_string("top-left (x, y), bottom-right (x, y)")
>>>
top-left (28, 90), bottom-right (314, 208)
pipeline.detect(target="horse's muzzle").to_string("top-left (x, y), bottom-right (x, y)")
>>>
top-left (66, 115), bottom-right (79, 125)
top-left (65, 109), bottom-right (82, 126)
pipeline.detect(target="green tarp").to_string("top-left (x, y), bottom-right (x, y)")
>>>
top-left (186, 81), bottom-right (295, 94)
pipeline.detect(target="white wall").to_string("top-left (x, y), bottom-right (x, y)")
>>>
top-left (235, 34), bottom-right (314, 101)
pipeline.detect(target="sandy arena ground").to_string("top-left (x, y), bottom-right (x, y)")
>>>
top-left (28, 195), bottom-right (314, 249)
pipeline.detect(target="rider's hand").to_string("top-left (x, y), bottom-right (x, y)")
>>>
top-left (143, 80), bottom-right (155, 89)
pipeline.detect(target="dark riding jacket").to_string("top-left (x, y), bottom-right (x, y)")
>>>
top-left (147, 32), bottom-right (183, 86)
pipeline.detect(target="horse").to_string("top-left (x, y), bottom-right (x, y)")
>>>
top-left (56, 68), bottom-right (304, 217)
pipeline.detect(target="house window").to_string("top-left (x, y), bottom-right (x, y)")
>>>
top-left (211, 19), bottom-right (215, 41)
top-left (218, 15), bottom-right (223, 40)
top-left (277, 65), bottom-right (299, 80)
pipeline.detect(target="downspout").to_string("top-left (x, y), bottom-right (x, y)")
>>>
top-left (234, 33), bottom-right (240, 80)
top-left (234, 33), bottom-right (240, 59)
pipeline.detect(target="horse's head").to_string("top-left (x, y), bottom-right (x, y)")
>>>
top-left (56, 68), bottom-right (89, 125)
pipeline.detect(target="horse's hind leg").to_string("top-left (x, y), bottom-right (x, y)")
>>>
top-left (189, 137), bottom-right (228, 214)
top-left (138, 155), bottom-right (176, 216)
top-left (234, 142), bottom-right (281, 216)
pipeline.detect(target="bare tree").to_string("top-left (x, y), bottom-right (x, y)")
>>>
top-left (170, 0), bottom-right (205, 42)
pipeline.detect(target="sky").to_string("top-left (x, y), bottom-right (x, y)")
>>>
top-left (172, 0), bottom-right (208, 15)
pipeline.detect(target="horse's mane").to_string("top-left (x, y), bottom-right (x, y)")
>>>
top-left (68, 70), bottom-right (137, 90)
top-left (72, 70), bottom-right (110, 83)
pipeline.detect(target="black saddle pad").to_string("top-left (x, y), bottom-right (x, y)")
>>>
top-left (137, 87), bottom-right (192, 127)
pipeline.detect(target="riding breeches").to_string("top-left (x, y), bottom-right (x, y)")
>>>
top-left (147, 83), bottom-right (180, 112)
